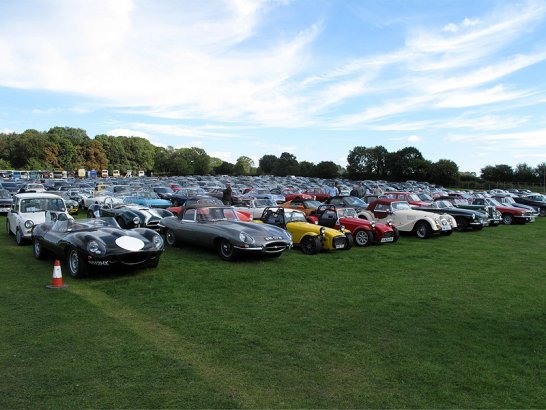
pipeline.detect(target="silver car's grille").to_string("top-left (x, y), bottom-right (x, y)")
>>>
top-left (264, 242), bottom-right (288, 253)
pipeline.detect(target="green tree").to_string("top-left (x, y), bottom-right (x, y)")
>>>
top-left (346, 146), bottom-right (388, 180)
top-left (480, 164), bottom-right (514, 182)
top-left (258, 154), bottom-right (279, 174)
top-left (234, 156), bottom-right (255, 175)
top-left (273, 152), bottom-right (299, 176)
top-left (428, 159), bottom-right (459, 186)
top-left (514, 163), bottom-right (535, 182)
top-left (314, 161), bottom-right (339, 179)
top-left (299, 161), bottom-right (316, 177)
top-left (214, 161), bottom-right (236, 175)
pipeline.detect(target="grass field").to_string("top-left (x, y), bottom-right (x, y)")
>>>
top-left (1, 215), bottom-right (545, 408)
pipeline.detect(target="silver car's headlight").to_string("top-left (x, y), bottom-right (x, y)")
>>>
top-left (24, 220), bottom-right (34, 229)
top-left (152, 235), bottom-right (164, 250)
top-left (239, 232), bottom-right (255, 244)
top-left (87, 240), bottom-right (105, 255)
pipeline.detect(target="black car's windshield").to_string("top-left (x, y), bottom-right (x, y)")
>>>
top-left (196, 207), bottom-right (239, 222)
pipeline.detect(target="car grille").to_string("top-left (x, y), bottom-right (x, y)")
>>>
top-left (333, 236), bottom-right (347, 248)
top-left (382, 231), bottom-right (394, 238)
top-left (120, 252), bottom-right (151, 265)
top-left (264, 242), bottom-right (288, 253)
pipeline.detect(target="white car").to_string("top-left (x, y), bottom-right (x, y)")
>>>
top-left (6, 193), bottom-right (73, 245)
top-left (82, 194), bottom-right (124, 209)
top-left (358, 199), bottom-right (456, 239)
top-left (233, 198), bottom-right (278, 219)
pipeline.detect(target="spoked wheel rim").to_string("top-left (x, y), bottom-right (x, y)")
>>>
top-left (69, 250), bottom-right (79, 274)
top-left (354, 230), bottom-right (370, 246)
top-left (502, 214), bottom-right (513, 225)
top-left (415, 222), bottom-right (430, 239)
top-left (16, 229), bottom-right (23, 244)
top-left (165, 229), bottom-right (176, 246)
top-left (34, 239), bottom-right (41, 256)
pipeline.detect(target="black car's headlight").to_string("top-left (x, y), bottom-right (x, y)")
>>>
top-left (152, 234), bottom-right (164, 250)
top-left (87, 240), bottom-right (106, 255)
top-left (132, 217), bottom-right (141, 226)
top-left (239, 232), bottom-right (255, 245)
top-left (24, 220), bottom-right (34, 229)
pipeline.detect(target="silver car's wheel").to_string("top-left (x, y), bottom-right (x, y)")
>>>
top-left (15, 228), bottom-right (25, 246)
top-left (165, 229), bottom-right (177, 247)
top-left (354, 229), bottom-right (373, 247)
top-left (415, 221), bottom-right (432, 239)
top-left (502, 213), bottom-right (514, 225)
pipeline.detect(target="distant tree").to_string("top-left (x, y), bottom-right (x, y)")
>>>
top-left (234, 156), bottom-right (255, 175)
top-left (514, 163), bottom-right (535, 182)
top-left (314, 161), bottom-right (339, 179)
top-left (299, 161), bottom-right (316, 177)
top-left (214, 161), bottom-right (235, 175)
top-left (274, 152), bottom-right (300, 176)
top-left (480, 164), bottom-right (514, 182)
top-left (428, 159), bottom-right (459, 186)
top-left (346, 146), bottom-right (388, 180)
top-left (0, 158), bottom-right (10, 169)
top-left (388, 147), bottom-right (424, 181)
top-left (258, 155), bottom-right (279, 174)
top-left (86, 139), bottom-right (109, 171)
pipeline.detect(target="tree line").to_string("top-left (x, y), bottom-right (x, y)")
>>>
top-left (0, 127), bottom-right (544, 186)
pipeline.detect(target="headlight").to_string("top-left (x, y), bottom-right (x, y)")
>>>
top-left (239, 232), bottom-right (255, 244)
top-left (87, 240), bottom-right (105, 255)
top-left (340, 225), bottom-right (345, 233)
top-left (132, 217), bottom-right (141, 226)
top-left (319, 227), bottom-right (326, 236)
top-left (152, 235), bottom-right (164, 250)
top-left (24, 220), bottom-right (34, 229)
top-left (387, 219), bottom-right (393, 226)
top-left (371, 221), bottom-right (376, 228)
top-left (471, 213), bottom-right (475, 220)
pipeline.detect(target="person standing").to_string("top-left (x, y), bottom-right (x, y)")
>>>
top-left (222, 183), bottom-right (233, 205)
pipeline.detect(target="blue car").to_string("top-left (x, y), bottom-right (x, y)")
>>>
top-left (122, 192), bottom-right (172, 208)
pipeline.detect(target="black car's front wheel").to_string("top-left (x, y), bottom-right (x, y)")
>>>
top-left (66, 248), bottom-right (89, 278)
top-left (33, 238), bottom-right (47, 260)
top-left (455, 216), bottom-right (468, 232)
top-left (217, 238), bottom-right (237, 261)
top-left (165, 229), bottom-right (177, 247)
top-left (87, 210), bottom-right (95, 218)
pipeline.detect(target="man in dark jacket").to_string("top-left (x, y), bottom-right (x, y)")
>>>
top-left (222, 184), bottom-right (233, 205)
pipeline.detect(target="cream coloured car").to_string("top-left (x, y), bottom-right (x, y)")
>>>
top-left (358, 199), bottom-right (456, 239)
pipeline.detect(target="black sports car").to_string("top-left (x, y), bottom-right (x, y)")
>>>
top-left (414, 200), bottom-right (488, 231)
top-left (87, 201), bottom-right (173, 231)
top-left (513, 194), bottom-right (546, 216)
top-left (32, 217), bottom-right (164, 278)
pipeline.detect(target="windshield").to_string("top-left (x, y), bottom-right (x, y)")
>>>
top-left (417, 193), bottom-right (433, 201)
top-left (339, 208), bottom-right (357, 218)
top-left (391, 201), bottom-right (412, 211)
top-left (408, 194), bottom-right (421, 201)
top-left (196, 207), bottom-right (239, 222)
top-left (0, 190), bottom-right (11, 199)
top-left (435, 200), bottom-right (452, 209)
top-left (255, 199), bottom-right (276, 207)
top-left (343, 197), bottom-right (367, 206)
top-left (20, 198), bottom-right (65, 212)
top-left (285, 210), bottom-right (307, 223)
top-left (486, 198), bottom-right (502, 206)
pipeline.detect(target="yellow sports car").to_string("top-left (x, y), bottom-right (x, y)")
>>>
top-left (259, 207), bottom-right (353, 254)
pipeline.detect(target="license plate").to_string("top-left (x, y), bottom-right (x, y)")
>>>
top-left (335, 244), bottom-right (345, 249)
top-left (441, 225), bottom-right (450, 231)
top-left (381, 237), bottom-right (394, 243)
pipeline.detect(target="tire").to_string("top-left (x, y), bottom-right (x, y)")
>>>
top-left (116, 217), bottom-right (127, 229)
top-left (147, 258), bottom-right (160, 268)
top-left (353, 229), bottom-right (374, 247)
top-left (217, 238), bottom-right (237, 261)
top-left (6, 219), bottom-right (13, 236)
top-left (414, 221), bottom-right (432, 239)
top-left (540, 207), bottom-right (546, 217)
top-left (87, 210), bottom-right (95, 218)
top-left (392, 227), bottom-right (400, 243)
top-left (344, 232), bottom-right (354, 250)
top-left (15, 228), bottom-right (26, 246)
top-left (33, 238), bottom-right (47, 260)
top-left (300, 235), bottom-right (321, 255)
top-left (66, 248), bottom-right (89, 278)
top-left (502, 213), bottom-right (514, 225)
top-left (455, 216), bottom-right (468, 232)
top-left (165, 229), bottom-right (177, 247)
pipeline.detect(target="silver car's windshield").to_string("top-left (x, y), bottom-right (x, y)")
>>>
top-left (196, 207), bottom-right (239, 222)
top-left (20, 198), bottom-right (65, 212)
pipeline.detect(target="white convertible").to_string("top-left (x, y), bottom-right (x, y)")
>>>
top-left (358, 199), bottom-right (456, 239)
top-left (6, 193), bottom-right (73, 245)
top-left (233, 198), bottom-right (278, 219)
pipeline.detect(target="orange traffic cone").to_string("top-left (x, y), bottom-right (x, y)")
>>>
top-left (46, 260), bottom-right (68, 289)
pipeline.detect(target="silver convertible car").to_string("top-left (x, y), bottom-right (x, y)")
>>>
top-left (159, 205), bottom-right (293, 260)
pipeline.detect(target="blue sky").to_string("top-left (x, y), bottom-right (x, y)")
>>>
top-left (1, 0), bottom-right (546, 174)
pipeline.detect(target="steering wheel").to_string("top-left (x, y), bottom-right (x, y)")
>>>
top-left (103, 196), bottom-right (114, 209)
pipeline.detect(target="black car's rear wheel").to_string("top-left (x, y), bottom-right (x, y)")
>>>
top-left (67, 248), bottom-right (89, 278)
top-left (165, 229), bottom-right (177, 247)
top-left (217, 238), bottom-right (236, 261)
top-left (87, 210), bottom-right (95, 218)
top-left (33, 238), bottom-right (47, 260)
top-left (300, 235), bottom-right (321, 255)
top-left (353, 229), bottom-right (373, 247)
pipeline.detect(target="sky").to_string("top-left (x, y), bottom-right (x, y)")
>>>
top-left (1, 0), bottom-right (546, 174)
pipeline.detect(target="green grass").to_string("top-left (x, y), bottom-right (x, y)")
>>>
top-left (1, 215), bottom-right (545, 408)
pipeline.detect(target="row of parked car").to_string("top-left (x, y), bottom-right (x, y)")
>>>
top-left (2, 176), bottom-right (545, 279)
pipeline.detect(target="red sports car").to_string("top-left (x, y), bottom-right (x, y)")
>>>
top-left (307, 205), bottom-right (398, 246)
